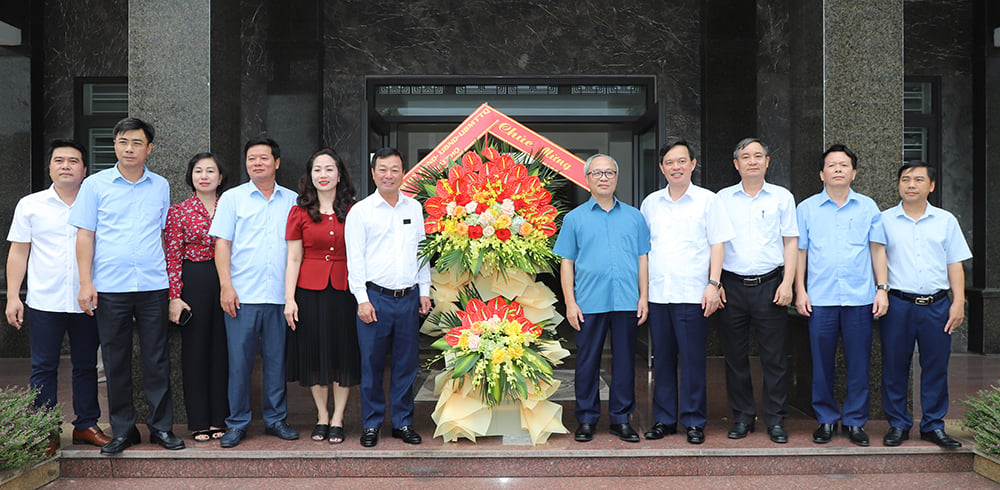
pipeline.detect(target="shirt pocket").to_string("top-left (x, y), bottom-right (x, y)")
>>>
top-left (846, 217), bottom-right (870, 246)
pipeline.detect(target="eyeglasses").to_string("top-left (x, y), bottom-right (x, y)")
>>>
top-left (587, 170), bottom-right (618, 179)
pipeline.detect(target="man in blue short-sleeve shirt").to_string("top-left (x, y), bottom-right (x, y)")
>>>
top-left (209, 136), bottom-right (299, 448)
top-left (795, 143), bottom-right (888, 447)
top-left (69, 117), bottom-right (182, 455)
top-left (554, 154), bottom-right (650, 444)
top-left (880, 160), bottom-right (971, 449)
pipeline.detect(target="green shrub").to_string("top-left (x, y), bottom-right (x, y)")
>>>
top-left (0, 385), bottom-right (62, 470)
top-left (959, 383), bottom-right (1000, 456)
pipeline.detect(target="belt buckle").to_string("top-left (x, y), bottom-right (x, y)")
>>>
top-left (743, 277), bottom-right (761, 287)
top-left (915, 295), bottom-right (933, 306)
top-left (393, 288), bottom-right (406, 298)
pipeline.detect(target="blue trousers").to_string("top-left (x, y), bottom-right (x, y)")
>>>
top-left (356, 289), bottom-right (419, 430)
top-left (224, 303), bottom-right (287, 430)
top-left (27, 307), bottom-right (101, 431)
top-left (648, 303), bottom-right (707, 429)
top-left (808, 305), bottom-right (872, 426)
top-left (881, 294), bottom-right (952, 432)
top-left (574, 311), bottom-right (638, 425)
top-left (95, 290), bottom-right (172, 436)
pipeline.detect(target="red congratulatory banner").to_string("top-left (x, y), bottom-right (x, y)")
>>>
top-left (401, 103), bottom-right (588, 195)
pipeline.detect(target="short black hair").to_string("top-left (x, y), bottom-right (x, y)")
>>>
top-left (821, 143), bottom-right (858, 170)
top-left (244, 136), bottom-right (281, 160)
top-left (113, 117), bottom-right (155, 143)
top-left (898, 160), bottom-right (937, 182)
top-left (184, 152), bottom-right (227, 194)
top-left (48, 139), bottom-right (88, 168)
top-left (370, 147), bottom-right (405, 170)
top-left (659, 140), bottom-right (695, 162)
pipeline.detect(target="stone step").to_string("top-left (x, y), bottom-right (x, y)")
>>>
top-left (58, 443), bottom-right (975, 479)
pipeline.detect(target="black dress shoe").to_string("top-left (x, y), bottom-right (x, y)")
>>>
top-left (812, 423), bottom-right (836, 444)
top-left (219, 429), bottom-right (246, 448)
top-left (574, 423), bottom-right (595, 442)
top-left (644, 422), bottom-right (677, 440)
top-left (768, 425), bottom-right (788, 444)
top-left (100, 426), bottom-right (141, 455)
top-left (360, 427), bottom-right (380, 447)
top-left (609, 423), bottom-right (640, 443)
top-left (920, 429), bottom-right (962, 448)
top-left (883, 427), bottom-right (910, 447)
top-left (843, 425), bottom-right (870, 447)
top-left (391, 425), bottom-right (422, 444)
top-left (727, 421), bottom-right (755, 439)
top-left (149, 430), bottom-right (185, 450)
top-left (265, 421), bottom-right (300, 440)
top-left (686, 426), bottom-right (705, 444)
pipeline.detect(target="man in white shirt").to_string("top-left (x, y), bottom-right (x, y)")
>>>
top-left (6, 139), bottom-right (111, 453)
top-left (345, 147), bottom-right (432, 448)
top-left (640, 140), bottom-right (735, 444)
top-left (717, 138), bottom-right (799, 444)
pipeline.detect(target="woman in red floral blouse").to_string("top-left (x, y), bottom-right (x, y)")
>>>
top-left (165, 152), bottom-right (229, 442)
top-left (284, 148), bottom-right (360, 444)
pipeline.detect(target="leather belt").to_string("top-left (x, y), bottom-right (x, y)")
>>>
top-left (366, 281), bottom-right (417, 298)
top-left (889, 289), bottom-right (948, 306)
top-left (722, 267), bottom-right (783, 288)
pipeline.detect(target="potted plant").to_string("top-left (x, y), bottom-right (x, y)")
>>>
top-left (0, 385), bottom-right (62, 471)
top-left (959, 383), bottom-right (1000, 483)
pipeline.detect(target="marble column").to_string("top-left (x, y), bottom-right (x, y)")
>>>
top-left (0, 50), bottom-right (32, 357)
top-left (968, 0), bottom-right (1000, 353)
top-left (127, 0), bottom-right (215, 424)
top-left (786, 0), bottom-right (904, 420)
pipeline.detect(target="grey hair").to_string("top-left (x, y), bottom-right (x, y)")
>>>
top-left (584, 153), bottom-right (620, 175)
top-left (733, 138), bottom-right (769, 160)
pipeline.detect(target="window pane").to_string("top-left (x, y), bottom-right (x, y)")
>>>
top-left (903, 82), bottom-right (932, 115)
top-left (88, 128), bottom-right (118, 173)
top-left (903, 126), bottom-right (928, 162)
top-left (83, 83), bottom-right (128, 115)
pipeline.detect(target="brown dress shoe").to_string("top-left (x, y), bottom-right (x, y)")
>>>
top-left (73, 426), bottom-right (112, 447)
top-left (45, 434), bottom-right (60, 456)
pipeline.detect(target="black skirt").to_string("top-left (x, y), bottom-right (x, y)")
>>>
top-left (285, 285), bottom-right (361, 387)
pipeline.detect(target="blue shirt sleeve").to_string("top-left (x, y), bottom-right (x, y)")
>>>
top-left (68, 177), bottom-right (98, 231)
top-left (868, 203), bottom-right (886, 245)
top-left (209, 189), bottom-right (237, 241)
top-left (552, 211), bottom-right (578, 261)
top-left (796, 202), bottom-right (810, 250)
top-left (636, 211), bottom-right (651, 256)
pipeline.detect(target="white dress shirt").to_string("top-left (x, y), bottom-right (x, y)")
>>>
top-left (345, 191), bottom-right (431, 305)
top-left (640, 184), bottom-right (735, 304)
top-left (718, 181), bottom-right (799, 276)
top-left (7, 186), bottom-right (83, 313)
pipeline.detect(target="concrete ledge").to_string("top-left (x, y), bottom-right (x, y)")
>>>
top-left (0, 457), bottom-right (59, 489)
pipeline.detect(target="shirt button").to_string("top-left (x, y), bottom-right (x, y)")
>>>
top-left (329, 247), bottom-right (334, 251)
top-left (329, 231), bottom-right (334, 235)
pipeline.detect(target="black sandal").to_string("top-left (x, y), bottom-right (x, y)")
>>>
top-left (328, 426), bottom-right (345, 444)
top-left (311, 424), bottom-right (330, 442)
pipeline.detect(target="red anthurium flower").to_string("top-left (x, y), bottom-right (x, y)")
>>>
top-left (464, 298), bottom-right (491, 321)
top-left (424, 218), bottom-right (441, 234)
top-left (462, 151), bottom-right (483, 168)
top-left (537, 221), bottom-right (557, 237)
top-left (481, 146), bottom-right (500, 162)
top-left (425, 196), bottom-right (448, 218)
top-left (445, 325), bottom-right (466, 347)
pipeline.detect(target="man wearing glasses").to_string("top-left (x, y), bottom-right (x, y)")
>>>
top-left (554, 154), bottom-right (650, 443)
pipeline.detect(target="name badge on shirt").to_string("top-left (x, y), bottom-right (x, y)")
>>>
top-left (403, 218), bottom-right (411, 224)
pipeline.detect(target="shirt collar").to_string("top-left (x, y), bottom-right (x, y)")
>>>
top-left (374, 190), bottom-right (403, 208)
top-left (111, 163), bottom-right (149, 184)
top-left (586, 196), bottom-right (620, 212)
top-left (820, 187), bottom-right (859, 206)
top-left (732, 181), bottom-right (773, 198)
top-left (889, 201), bottom-right (939, 222)
top-left (660, 184), bottom-right (693, 203)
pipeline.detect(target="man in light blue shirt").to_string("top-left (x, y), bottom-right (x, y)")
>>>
top-left (210, 136), bottom-right (299, 448)
top-left (554, 154), bottom-right (650, 444)
top-left (880, 161), bottom-right (971, 449)
top-left (70, 117), bottom-right (183, 454)
top-left (795, 143), bottom-right (888, 447)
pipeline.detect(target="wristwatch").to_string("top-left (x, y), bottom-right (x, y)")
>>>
top-left (876, 284), bottom-right (890, 291)
top-left (708, 279), bottom-right (722, 289)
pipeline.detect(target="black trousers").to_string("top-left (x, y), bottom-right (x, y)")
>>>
top-left (717, 270), bottom-right (789, 427)
top-left (96, 289), bottom-right (173, 437)
top-left (179, 260), bottom-right (229, 431)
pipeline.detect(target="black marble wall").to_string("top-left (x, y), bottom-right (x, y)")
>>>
top-left (316, 0), bottom-right (704, 186)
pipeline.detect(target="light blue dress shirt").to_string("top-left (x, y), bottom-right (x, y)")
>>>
top-left (882, 202), bottom-right (971, 294)
top-left (553, 198), bottom-right (651, 314)
top-left (209, 181), bottom-right (296, 304)
top-left (68, 164), bottom-right (170, 293)
top-left (796, 188), bottom-right (886, 306)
